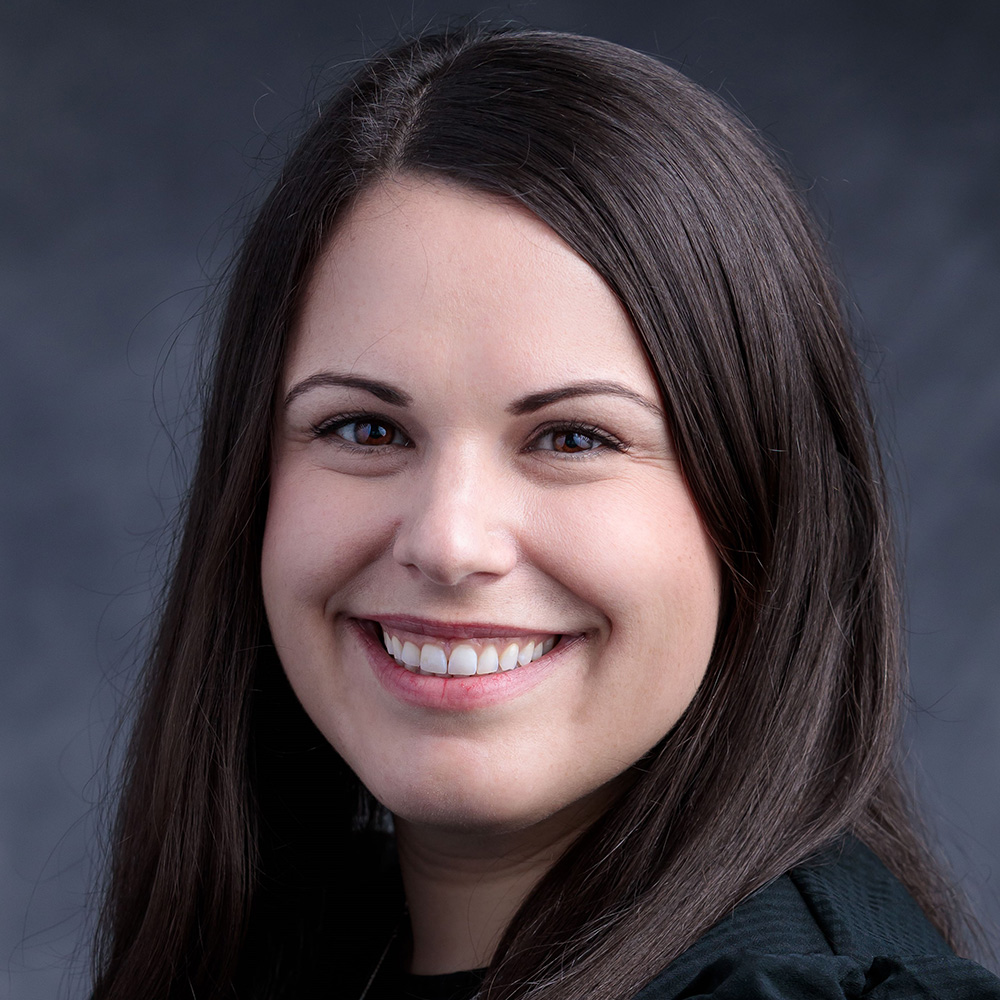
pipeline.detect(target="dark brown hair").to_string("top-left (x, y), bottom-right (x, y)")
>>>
top-left (92, 25), bottom-right (966, 1000)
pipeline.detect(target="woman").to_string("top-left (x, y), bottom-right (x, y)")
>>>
top-left (91, 25), bottom-right (1000, 1000)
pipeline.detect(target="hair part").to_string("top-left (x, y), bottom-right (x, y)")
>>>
top-left (93, 24), bottom-right (969, 1000)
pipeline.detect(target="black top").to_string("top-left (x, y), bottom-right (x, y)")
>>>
top-left (370, 838), bottom-right (1000, 999)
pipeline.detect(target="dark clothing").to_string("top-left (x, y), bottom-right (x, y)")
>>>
top-left (382, 839), bottom-right (1000, 999)
top-left (386, 968), bottom-right (483, 1000)
top-left (635, 838), bottom-right (1000, 998)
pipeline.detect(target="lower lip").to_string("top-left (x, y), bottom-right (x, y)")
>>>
top-left (352, 620), bottom-right (573, 711)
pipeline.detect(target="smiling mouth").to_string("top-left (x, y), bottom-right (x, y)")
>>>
top-left (366, 621), bottom-right (562, 677)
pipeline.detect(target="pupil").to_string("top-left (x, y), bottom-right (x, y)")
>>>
top-left (358, 422), bottom-right (389, 445)
top-left (559, 431), bottom-right (591, 452)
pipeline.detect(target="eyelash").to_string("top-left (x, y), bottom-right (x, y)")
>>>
top-left (527, 421), bottom-right (628, 455)
top-left (310, 413), bottom-right (628, 456)
top-left (311, 413), bottom-right (412, 452)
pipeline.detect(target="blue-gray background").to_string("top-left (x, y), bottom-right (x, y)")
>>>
top-left (3, 1), bottom-right (998, 996)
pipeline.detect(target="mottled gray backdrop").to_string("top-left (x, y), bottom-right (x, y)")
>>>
top-left (2, 1), bottom-right (998, 996)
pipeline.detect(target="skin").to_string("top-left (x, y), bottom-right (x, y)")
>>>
top-left (261, 175), bottom-right (721, 974)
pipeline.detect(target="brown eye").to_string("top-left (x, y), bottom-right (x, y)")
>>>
top-left (531, 424), bottom-right (622, 455)
top-left (317, 416), bottom-right (409, 448)
top-left (553, 430), bottom-right (599, 453)
top-left (351, 420), bottom-right (392, 445)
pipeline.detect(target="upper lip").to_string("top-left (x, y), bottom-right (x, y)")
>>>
top-left (360, 614), bottom-right (563, 640)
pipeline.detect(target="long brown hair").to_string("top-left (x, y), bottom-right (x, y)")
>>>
top-left (93, 25), bottom-right (967, 1000)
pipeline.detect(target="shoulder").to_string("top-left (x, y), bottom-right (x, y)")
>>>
top-left (634, 838), bottom-right (1000, 999)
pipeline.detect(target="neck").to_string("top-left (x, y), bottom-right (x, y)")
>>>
top-left (395, 796), bottom-right (611, 975)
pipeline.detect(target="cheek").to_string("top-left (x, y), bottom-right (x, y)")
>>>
top-left (526, 479), bottom-right (721, 634)
top-left (260, 467), bottom-right (394, 759)
top-left (261, 467), bottom-right (391, 614)
top-left (526, 479), bottom-right (721, 738)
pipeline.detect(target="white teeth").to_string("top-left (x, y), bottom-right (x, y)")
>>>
top-left (420, 644), bottom-right (448, 674)
top-left (447, 644), bottom-right (479, 676)
top-left (477, 645), bottom-right (499, 674)
top-left (499, 643), bottom-right (519, 671)
top-left (379, 628), bottom-right (560, 676)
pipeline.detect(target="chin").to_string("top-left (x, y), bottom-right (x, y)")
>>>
top-left (387, 793), bottom-right (533, 835)
top-left (358, 752), bottom-right (625, 838)
top-left (361, 765), bottom-right (540, 835)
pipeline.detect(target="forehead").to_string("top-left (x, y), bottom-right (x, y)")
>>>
top-left (285, 175), bottom-right (659, 394)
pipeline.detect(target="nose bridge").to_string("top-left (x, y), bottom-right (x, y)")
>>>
top-left (392, 436), bottom-right (517, 585)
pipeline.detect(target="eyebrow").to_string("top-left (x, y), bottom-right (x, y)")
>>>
top-left (283, 372), bottom-right (413, 409)
top-left (283, 371), bottom-right (662, 418)
top-left (506, 380), bottom-right (664, 418)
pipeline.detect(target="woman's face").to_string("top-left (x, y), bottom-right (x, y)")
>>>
top-left (262, 176), bottom-right (721, 835)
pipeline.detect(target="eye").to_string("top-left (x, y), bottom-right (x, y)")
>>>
top-left (530, 423), bottom-right (625, 455)
top-left (313, 414), bottom-right (410, 448)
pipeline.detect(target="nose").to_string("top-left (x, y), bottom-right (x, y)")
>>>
top-left (391, 445), bottom-right (519, 586)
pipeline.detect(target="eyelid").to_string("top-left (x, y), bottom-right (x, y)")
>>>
top-left (311, 411), bottom-right (411, 450)
top-left (527, 421), bottom-right (628, 454)
top-left (307, 413), bottom-right (627, 456)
